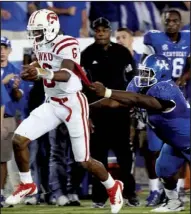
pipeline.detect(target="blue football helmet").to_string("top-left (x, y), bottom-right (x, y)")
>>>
top-left (134, 54), bottom-right (172, 87)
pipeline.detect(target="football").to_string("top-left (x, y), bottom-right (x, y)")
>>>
top-left (21, 65), bottom-right (38, 81)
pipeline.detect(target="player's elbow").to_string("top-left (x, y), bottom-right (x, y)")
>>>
top-left (61, 69), bottom-right (71, 82)
top-left (64, 72), bottom-right (71, 82)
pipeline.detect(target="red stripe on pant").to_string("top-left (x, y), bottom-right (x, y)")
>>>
top-left (77, 92), bottom-right (89, 161)
top-left (81, 93), bottom-right (90, 136)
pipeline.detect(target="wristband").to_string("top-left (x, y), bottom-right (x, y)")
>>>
top-left (104, 88), bottom-right (112, 98)
top-left (36, 68), bottom-right (54, 80)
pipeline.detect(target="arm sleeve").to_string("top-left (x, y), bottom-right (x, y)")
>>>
top-left (53, 37), bottom-right (81, 75)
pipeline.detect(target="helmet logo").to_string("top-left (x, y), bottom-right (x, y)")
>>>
top-left (47, 12), bottom-right (58, 24)
top-left (156, 60), bottom-right (169, 70)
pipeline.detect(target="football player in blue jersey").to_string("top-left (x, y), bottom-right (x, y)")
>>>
top-left (90, 54), bottom-right (190, 212)
top-left (141, 9), bottom-right (190, 203)
top-left (142, 9), bottom-right (190, 84)
top-left (115, 27), bottom-right (166, 206)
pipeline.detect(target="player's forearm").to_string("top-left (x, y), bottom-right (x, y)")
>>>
top-left (110, 90), bottom-right (163, 110)
top-left (52, 69), bottom-right (71, 82)
top-left (36, 67), bottom-right (71, 82)
top-left (89, 98), bottom-right (122, 108)
top-left (81, 9), bottom-right (88, 29)
top-left (28, 3), bottom-right (37, 15)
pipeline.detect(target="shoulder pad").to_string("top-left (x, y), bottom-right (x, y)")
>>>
top-left (52, 35), bottom-right (79, 55)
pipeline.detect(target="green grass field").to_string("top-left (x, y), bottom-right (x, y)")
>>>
top-left (2, 192), bottom-right (190, 214)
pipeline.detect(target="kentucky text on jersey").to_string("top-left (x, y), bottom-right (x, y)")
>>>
top-left (162, 51), bottom-right (187, 57)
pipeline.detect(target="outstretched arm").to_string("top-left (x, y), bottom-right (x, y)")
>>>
top-left (89, 98), bottom-right (125, 108)
top-left (110, 90), bottom-right (165, 110)
top-left (90, 82), bottom-right (174, 111)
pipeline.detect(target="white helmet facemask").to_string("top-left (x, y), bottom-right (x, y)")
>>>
top-left (134, 64), bottom-right (157, 87)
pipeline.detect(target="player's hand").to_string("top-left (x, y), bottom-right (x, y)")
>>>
top-left (67, 6), bottom-right (76, 16)
top-left (176, 77), bottom-right (187, 86)
top-left (89, 82), bottom-right (106, 97)
top-left (1, 9), bottom-right (11, 20)
top-left (12, 76), bottom-right (21, 89)
top-left (2, 73), bottom-right (15, 84)
top-left (21, 65), bottom-right (38, 81)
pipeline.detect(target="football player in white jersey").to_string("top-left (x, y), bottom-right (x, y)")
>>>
top-left (5, 9), bottom-right (123, 213)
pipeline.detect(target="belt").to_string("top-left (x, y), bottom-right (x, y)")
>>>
top-left (4, 114), bottom-right (13, 118)
top-left (51, 97), bottom-right (72, 122)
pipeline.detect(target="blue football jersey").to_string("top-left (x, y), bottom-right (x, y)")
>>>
top-left (146, 80), bottom-right (190, 150)
top-left (143, 30), bottom-right (190, 80)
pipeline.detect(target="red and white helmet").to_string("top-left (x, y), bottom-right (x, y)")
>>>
top-left (27, 9), bottom-right (60, 45)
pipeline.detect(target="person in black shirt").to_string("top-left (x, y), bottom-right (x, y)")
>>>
top-left (81, 17), bottom-right (140, 207)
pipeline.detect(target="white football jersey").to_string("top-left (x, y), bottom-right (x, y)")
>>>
top-left (34, 35), bottom-right (82, 98)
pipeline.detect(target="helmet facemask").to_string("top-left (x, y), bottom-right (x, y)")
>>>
top-left (134, 64), bottom-right (157, 87)
top-left (27, 25), bottom-right (47, 46)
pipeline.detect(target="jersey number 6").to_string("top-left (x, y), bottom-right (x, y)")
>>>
top-left (72, 48), bottom-right (77, 59)
top-left (42, 63), bottom-right (56, 88)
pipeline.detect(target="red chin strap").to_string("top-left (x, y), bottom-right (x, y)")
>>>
top-left (73, 63), bottom-right (91, 86)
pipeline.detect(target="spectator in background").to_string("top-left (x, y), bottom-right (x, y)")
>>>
top-left (89, 2), bottom-right (120, 36)
top-left (1, 2), bottom-right (37, 40)
top-left (39, 1), bottom-right (88, 37)
top-left (81, 17), bottom-right (140, 207)
top-left (1, 37), bottom-right (24, 207)
top-left (115, 28), bottom-right (141, 63)
top-left (120, 2), bottom-right (163, 36)
top-left (1, 82), bottom-right (11, 208)
top-left (154, 1), bottom-right (190, 28)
